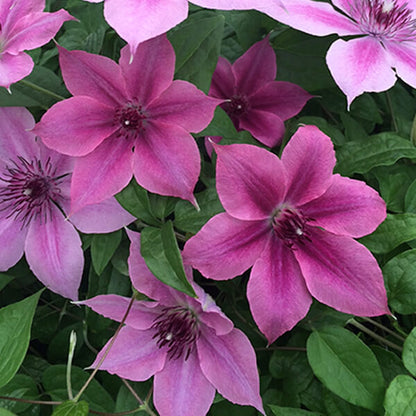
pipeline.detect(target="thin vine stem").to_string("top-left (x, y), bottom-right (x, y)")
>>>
top-left (360, 317), bottom-right (406, 342)
top-left (19, 79), bottom-right (66, 101)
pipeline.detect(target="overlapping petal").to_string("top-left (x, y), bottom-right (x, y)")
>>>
top-left (209, 57), bottom-right (235, 99)
top-left (0, 52), bottom-right (33, 89)
top-left (385, 41), bottom-right (416, 91)
top-left (0, 217), bottom-right (26, 271)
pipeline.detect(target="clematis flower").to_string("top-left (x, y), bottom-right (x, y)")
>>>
top-left (82, 0), bottom-right (284, 56)
top-left (0, 0), bottom-right (73, 89)
top-left (183, 125), bottom-right (389, 344)
top-left (0, 107), bottom-right (135, 300)
top-left (265, 0), bottom-right (416, 107)
top-left (34, 35), bottom-right (220, 213)
top-left (79, 229), bottom-right (264, 416)
top-left (209, 37), bottom-right (312, 147)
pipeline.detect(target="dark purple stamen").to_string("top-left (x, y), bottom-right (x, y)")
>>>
top-left (114, 103), bottom-right (147, 139)
top-left (222, 95), bottom-right (249, 123)
top-left (151, 306), bottom-right (200, 360)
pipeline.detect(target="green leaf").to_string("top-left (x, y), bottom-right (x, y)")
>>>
top-left (402, 327), bottom-right (416, 377)
top-left (0, 410), bottom-right (17, 416)
top-left (384, 375), bottom-right (416, 416)
top-left (169, 11), bottom-right (224, 92)
top-left (0, 374), bottom-right (38, 413)
top-left (323, 390), bottom-right (377, 416)
top-left (307, 327), bottom-right (385, 413)
top-left (91, 230), bottom-right (122, 275)
top-left (140, 225), bottom-right (196, 297)
top-left (371, 346), bottom-right (408, 385)
top-left (199, 107), bottom-right (238, 139)
top-left (404, 178), bottom-right (416, 213)
top-left (0, 291), bottom-right (42, 388)
top-left (383, 249), bottom-right (416, 314)
top-left (0, 274), bottom-right (14, 292)
top-left (268, 405), bottom-right (324, 416)
top-left (360, 214), bottom-right (416, 254)
top-left (51, 400), bottom-right (89, 416)
top-left (335, 133), bottom-right (416, 176)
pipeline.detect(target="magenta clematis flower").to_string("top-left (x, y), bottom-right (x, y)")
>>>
top-left (0, 107), bottom-right (134, 300)
top-left (183, 125), bottom-right (389, 344)
top-left (79, 229), bottom-right (264, 416)
top-left (82, 0), bottom-right (284, 56)
top-left (267, 0), bottom-right (416, 107)
top-left (209, 37), bottom-right (312, 147)
top-left (34, 35), bottom-right (220, 213)
top-left (0, 0), bottom-right (73, 89)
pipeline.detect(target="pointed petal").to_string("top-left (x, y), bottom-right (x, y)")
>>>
top-left (104, 0), bottom-right (188, 55)
top-left (247, 236), bottom-right (312, 344)
top-left (238, 109), bottom-right (286, 147)
top-left (385, 41), bottom-right (416, 91)
top-left (234, 37), bottom-right (276, 95)
top-left (214, 143), bottom-right (286, 220)
top-left (34, 96), bottom-right (117, 156)
top-left (198, 327), bottom-right (264, 414)
top-left (0, 0), bottom-right (44, 24)
top-left (281, 125), bottom-right (336, 206)
top-left (25, 205), bottom-right (83, 300)
top-left (182, 212), bottom-right (268, 280)
top-left (58, 46), bottom-right (127, 106)
top-left (70, 137), bottom-right (133, 213)
top-left (5, 9), bottom-right (73, 54)
top-left (0, 51), bottom-right (33, 88)
top-left (90, 326), bottom-right (166, 381)
top-left (326, 38), bottom-right (397, 107)
top-left (249, 81), bottom-right (312, 121)
top-left (209, 56), bottom-right (236, 99)
top-left (294, 228), bottom-right (390, 316)
top-left (0, 107), bottom-right (37, 161)
top-left (79, 295), bottom-right (161, 330)
top-left (69, 197), bottom-right (135, 233)
top-left (149, 80), bottom-right (221, 133)
top-left (132, 122), bottom-right (199, 203)
top-left (119, 35), bottom-right (175, 104)
top-left (0, 218), bottom-right (26, 270)
top-left (301, 174), bottom-right (386, 238)
top-left (193, 0), bottom-right (274, 9)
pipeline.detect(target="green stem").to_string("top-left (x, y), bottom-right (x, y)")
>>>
top-left (19, 79), bottom-right (66, 101)
top-left (385, 91), bottom-right (398, 132)
top-left (66, 331), bottom-right (77, 400)
top-left (121, 379), bottom-right (157, 416)
top-left (349, 319), bottom-right (403, 352)
top-left (360, 317), bottom-right (406, 342)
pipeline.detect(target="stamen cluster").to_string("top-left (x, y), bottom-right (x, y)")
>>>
top-left (114, 103), bottom-right (147, 139)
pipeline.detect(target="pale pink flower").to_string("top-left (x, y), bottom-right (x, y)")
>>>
top-left (34, 35), bottom-right (220, 213)
top-left (79, 229), bottom-right (264, 416)
top-left (183, 125), bottom-right (389, 344)
top-left (0, 107), bottom-right (134, 300)
top-left (82, 0), bottom-right (284, 56)
top-left (267, 0), bottom-right (416, 107)
top-left (209, 37), bottom-right (312, 147)
top-left (0, 0), bottom-right (73, 89)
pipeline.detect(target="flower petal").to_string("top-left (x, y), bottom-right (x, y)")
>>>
top-left (25, 204), bottom-right (83, 300)
top-left (233, 36), bottom-right (276, 95)
top-left (182, 212), bottom-right (268, 280)
top-left (209, 56), bottom-right (236, 99)
top-left (192, 0), bottom-right (275, 9)
top-left (0, 217), bottom-right (26, 271)
top-left (90, 326), bottom-right (166, 381)
top-left (119, 35), bottom-right (175, 104)
top-left (385, 41), bottom-right (416, 91)
top-left (58, 46), bottom-right (127, 106)
top-left (149, 80), bottom-right (221, 133)
top-left (154, 351), bottom-right (215, 416)
top-left (295, 228), bottom-right (390, 316)
top-left (69, 197), bottom-right (135, 234)
top-left (301, 174), bottom-right (386, 238)
top-left (0, 51), bottom-right (33, 88)
top-left (70, 136), bottom-right (133, 213)
top-left (104, 0), bottom-right (188, 55)
top-left (281, 125), bottom-right (336, 206)
top-left (198, 326), bottom-right (264, 414)
top-left (326, 37), bottom-right (397, 107)
top-left (34, 96), bottom-right (117, 157)
top-left (79, 295), bottom-right (161, 330)
top-left (132, 122), bottom-right (199, 203)
top-left (247, 236), bottom-right (312, 344)
top-left (214, 142), bottom-right (286, 220)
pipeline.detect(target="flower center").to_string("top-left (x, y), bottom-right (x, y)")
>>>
top-left (151, 306), bottom-right (200, 360)
top-left (114, 103), bottom-right (147, 139)
top-left (0, 157), bottom-right (66, 226)
top-left (272, 207), bottom-right (314, 248)
top-left (350, 0), bottom-right (416, 41)
top-left (222, 95), bottom-right (249, 121)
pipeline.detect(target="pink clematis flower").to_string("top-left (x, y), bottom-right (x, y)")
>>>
top-left (0, 107), bottom-right (135, 300)
top-left (79, 229), bottom-right (264, 416)
top-left (0, 0), bottom-right (73, 89)
top-left (266, 0), bottom-right (416, 107)
top-left (34, 35), bottom-right (220, 213)
top-left (209, 37), bottom-right (312, 147)
top-left (183, 125), bottom-right (389, 344)
top-left (82, 0), bottom-right (284, 56)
